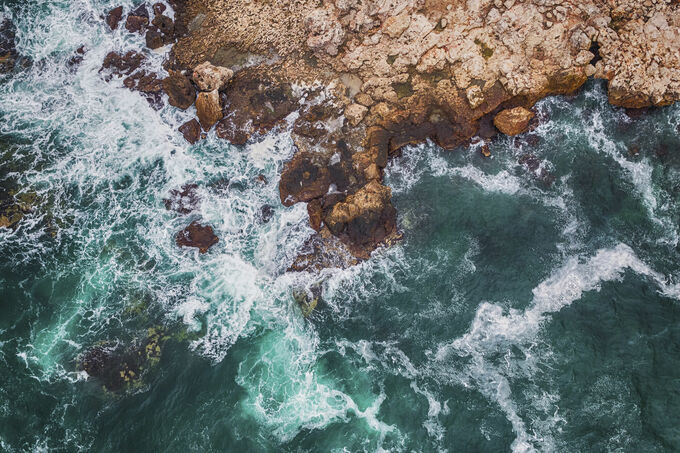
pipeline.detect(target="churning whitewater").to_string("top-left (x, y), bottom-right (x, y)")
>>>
top-left (2, 1), bottom-right (680, 452)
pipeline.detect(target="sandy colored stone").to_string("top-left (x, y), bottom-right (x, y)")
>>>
top-left (192, 61), bottom-right (233, 92)
top-left (195, 90), bottom-right (222, 130)
top-left (494, 107), bottom-right (535, 136)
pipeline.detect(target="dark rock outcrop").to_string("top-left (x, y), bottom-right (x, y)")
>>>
top-left (162, 72), bottom-right (196, 109)
top-left (176, 221), bottom-right (219, 253)
top-left (178, 119), bottom-right (202, 144)
top-left (125, 4), bottom-right (150, 34)
top-left (106, 6), bottom-right (124, 30)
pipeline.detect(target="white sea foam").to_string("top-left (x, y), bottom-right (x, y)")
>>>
top-left (431, 243), bottom-right (679, 452)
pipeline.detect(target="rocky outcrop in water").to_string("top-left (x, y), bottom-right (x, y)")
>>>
top-left (176, 220), bottom-right (219, 253)
top-left (99, 0), bottom-right (680, 269)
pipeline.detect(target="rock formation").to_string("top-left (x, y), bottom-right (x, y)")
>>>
top-left (99, 0), bottom-right (680, 269)
top-left (175, 220), bottom-right (219, 253)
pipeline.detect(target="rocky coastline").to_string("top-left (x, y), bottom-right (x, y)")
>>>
top-left (158, 0), bottom-right (680, 268)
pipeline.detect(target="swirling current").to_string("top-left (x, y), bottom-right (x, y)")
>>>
top-left (1, 1), bottom-right (680, 452)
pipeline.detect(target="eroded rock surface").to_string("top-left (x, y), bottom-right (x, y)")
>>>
top-left (113, 0), bottom-right (680, 268)
top-left (176, 220), bottom-right (219, 253)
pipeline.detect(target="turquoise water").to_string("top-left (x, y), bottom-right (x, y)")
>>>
top-left (2, 1), bottom-right (680, 452)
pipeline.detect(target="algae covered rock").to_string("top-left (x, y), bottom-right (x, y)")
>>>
top-left (293, 285), bottom-right (322, 317)
top-left (77, 327), bottom-right (170, 392)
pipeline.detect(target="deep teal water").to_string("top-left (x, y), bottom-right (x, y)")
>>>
top-left (1, 1), bottom-right (680, 452)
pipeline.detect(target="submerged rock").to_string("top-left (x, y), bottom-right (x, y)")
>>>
top-left (494, 107), bottom-right (535, 136)
top-left (164, 183), bottom-right (200, 214)
top-left (77, 327), bottom-right (169, 392)
top-left (0, 190), bottom-right (36, 230)
top-left (176, 220), bottom-right (219, 253)
top-left (293, 285), bottom-right (322, 317)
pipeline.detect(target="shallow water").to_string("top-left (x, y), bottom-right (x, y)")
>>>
top-left (2, 1), bottom-right (680, 452)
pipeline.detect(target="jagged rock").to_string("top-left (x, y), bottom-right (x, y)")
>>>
top-left (176, 221), bottom-right (219, 253)
top-left (178, 119), bottom-right (201, 144)
top-left (195, 90), bottom-right (222, 130)
top-left (106, 6), bottom-right (124, 30)
top-left (100, 51), bottom-right (145, 78)
top-left (345, 103), bottom-right (368, 127)
top-left (192, 61), bottom-right (233, 92)
top-left (125, 4), bottom-right (149, 33)
top-left (494, 107), bottom-right (535, 136)
top-left (162, 72), bottom-right (196, 109)
top-left (146, 14), bottom-right (175, 49)
top-left (161, 0), bottom-right (680, 268)
top-left (324, 180), bottom-right (398, 259)
top-left (123, 70), bottom-right (164, 108)
top-left (153, 3), bottom-right (166, 16)
top-left (279, 152), bottom-right (330, 207)
top-left (164, 183), bottom-right (199, 214)
top-left (307, 198), bottom-right (322, 231)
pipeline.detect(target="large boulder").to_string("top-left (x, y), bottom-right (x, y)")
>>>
top-left (162, 72), bottom-right (196, 109)
top-left (178, 119), bottom-right (202, 144)
top-left (195, 90), bottom-right (223, 130)
top-left (324, 180), bottom-right (397, 258)
top-left (175, 221), bottom-right (219, 253)
top-left (279, 152), bottom-right (330, 207)
top-left (125, 4), bottom-right (149, 33)
top-left (105, 6), bottom-right (124, 30)
top-left (192, 61), bottom-right (233, 92)
top-left (493, 107), bottom-right (535, 136)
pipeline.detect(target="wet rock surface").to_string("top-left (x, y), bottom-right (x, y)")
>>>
top-left (125, 4), bottom-right (149, 34)
top-left (162, 72), bottom-right (196, 109)
top-left (176, 220), bottom-right (219, 253)
top-left (98, 0), bottom-right (680, 270)
top-left (164, 183), bottom-right (200, 214)
top-left (178, 119), bottom-right (201, 144)
top-left (106, 6), bottom-right (123, 30)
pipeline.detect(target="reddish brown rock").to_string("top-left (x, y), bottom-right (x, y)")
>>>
top-left (125, 4), bottom-right (149, 33)
top-left (178, 119), bottom-right (201, 144)
top-left (279, 152), bottom-right (330, 207)
top-left (162, 72), bottom-right (196, 110)
top-left (123, 70), bottom-right (163, 108)
top-left (101, 51), bottom-right (145, 78)
top-left (307, 199), bottom-right (322, 231)
top-left (215, 118), bottom-right (249, 145)
top-left (195, 90), bottom-right (222, 130)
top-left (164, 183), bottom-right (199, 214)
top-left (176, 221), bottom-right (219, 253)
top-left (494, 107), bottom-right (535, 136)
top-left (106, 6), bottom-right (124, 30)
